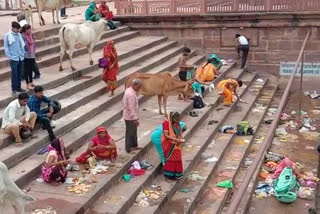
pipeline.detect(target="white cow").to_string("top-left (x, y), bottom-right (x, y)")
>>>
top-left (35, 0), bottom-right (72, 26)
top-left (0, 162), bottom-right (35, 214)
top-left (59, 19), bottom-right (110, 71)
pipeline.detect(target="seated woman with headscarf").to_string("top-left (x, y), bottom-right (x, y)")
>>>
top-left (162, 112), bottom-right (185, 180)
top-left (76, 127), bottom-right (118, 163)
top-left (195, 58), bottom-right (219, 84)
top-left (41, 138), bottom-right (69, 184)
top-left (85, 2), bottom-right (101, 22)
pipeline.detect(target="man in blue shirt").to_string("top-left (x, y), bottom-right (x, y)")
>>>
top-left (28, 85), bottom-right (58, 141)
top-left (4, 22), bottom-right (26, 95)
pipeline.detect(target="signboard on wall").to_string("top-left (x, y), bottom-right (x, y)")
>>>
top-left (280, 62), bottom-right (320, 76)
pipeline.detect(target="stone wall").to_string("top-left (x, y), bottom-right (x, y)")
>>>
top-left (115, 13), bottom-right (320, 74)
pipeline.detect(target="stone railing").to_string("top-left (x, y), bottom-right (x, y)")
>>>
top-left (115, 0), bottom-right (320, 15)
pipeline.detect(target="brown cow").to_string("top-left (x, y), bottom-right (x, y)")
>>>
top-left (125, 72), bottom-right (194, 116)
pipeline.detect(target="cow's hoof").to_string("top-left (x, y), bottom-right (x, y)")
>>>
top-left (159, 112), bottom-right (163, 115)
top-left (71, 66), bottom-right (76, 71)
top-left (59, 66), bottom-right (63, 72)
top-left (57, 21), bottom-right (60, 24)
top-left (89, 60), bottom-right (93, 65)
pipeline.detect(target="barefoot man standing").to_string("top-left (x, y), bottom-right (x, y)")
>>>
top-left (123, 79), bottom-right (142, 153)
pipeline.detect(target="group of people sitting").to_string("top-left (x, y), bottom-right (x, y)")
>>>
top-left (1, 85), bottom-right (59, 145)
top-left (85, 0), bottom-right (117, 30)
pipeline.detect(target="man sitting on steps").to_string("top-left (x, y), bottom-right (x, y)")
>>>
top-left (1, 93), bottom-right (37, 145)
top-left (28, 86), bottom-right (60, 141)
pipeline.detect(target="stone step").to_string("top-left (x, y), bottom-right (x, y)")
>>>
top-left (0, 34), bottom-right (167, 110)
top-left (0, 25), bottom-right (127, 67)
top-left (0, 25), bottom-right (131, 80)
top-left (162, 78), bottom-right (276, 214)
top-left (125, 70), bottom-right (256, 214)
top-left (0, 23), bottom-right (66, 48)
top-left (7, 56), bottom-right (207, 214)
top-left (0, 21), bottom-right (121, 58)
top-left (88, 66), bottom-right (244, 214)
top-left (220, 84), bottom-right (279, 214)
top-left (0, 39), bottom-right (179, 146)
top-left (0, 41), bottom-right (190, 170)
top-left (8, 52), bottom-right (205, 188)
top-left (18, 59), bottom-right (234, 214)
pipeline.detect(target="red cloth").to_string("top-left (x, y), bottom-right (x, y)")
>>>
top-left (76, 131), bottom-right (117, 163)
top-left (102, 41), bottom-right (118, 83)
top-left (161, 119), bottom-right (183, 174)
top-left (99, 4), bottom-right (114, 20)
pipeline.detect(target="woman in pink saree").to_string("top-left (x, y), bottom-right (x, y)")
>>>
top-left (41, 138), bottom-right (69, 184)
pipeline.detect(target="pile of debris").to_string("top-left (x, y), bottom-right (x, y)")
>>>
top-left (255, 152), bottom-right (319, 202)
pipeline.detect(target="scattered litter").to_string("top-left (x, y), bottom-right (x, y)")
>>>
top-left (220, 125), bottom-right (234, 133)
top-left (186, 198), bottom-right (191, 203)
top-left (215, 180), bottom-right (233, 189)
top-left (311, 110), bottom-right (320, 114)
top-left (244, 139), bottom-right (250, 144)
top-left (275, 127), bottom-right (288, 136)
top-left (255, 183), bottom-right (274, 199)
top-left (267, 108), bottom-right (277, 116)
top-left (305, 146), bottom-right (315, 150)
top-left (123, 174), bottom-right (131, 182)
top-left (244, 158), bottom-right (253, 167)
top-left (203, 157), bottom-right (218, 163)
top-left (67, 183), bottom-right (92, 195)
top-left (65, 177), bottom-right (74, 184)
top-left (264, 119), bottom-right (273, 124)
top-left (291, 111), bottom-right (297, 115)
top-left (280, 113), bottom-right (291, 121)
top-left (140, 160), bottom-right (152, 170)
top-left (37, 146), bottom-right (49, 155)
top-left (201, 152), bottom-right (213, 159)
top-left (299, 127), bottom-right (310, 133)
top-left (304, 91), bottom-right (310, 96)
top-left (180, 188), bottom-right (190, 193)
top-left (88, 156), bottom-right (97, 169)
top-left (256, 79), bottom-right (264, 83)
top-left (189, 172), bottom-right (205, 181)
top-left (225, 166), bottom-right (237, 170)
top-left (31, 207), bottom-right (57, 214)
top-left (104, 195), bottom-right (124, 205)
top-left (66, 164), bottom-right (80, 171)
top-left (310, 91), bottom-right (320, 99)
top-left (36, 178), bottom-right (44, 183)
top-left (91, 165), bottom-right (109, 175)
top-left (208, 120), bottom-right (219, 125)
top-left (135, 186), bottom-right (165, 207)
top-left (298, 187), bottom-right (315, 200)
top-left (301, 110), bottom-right (308, 115)
top-left (255, 136), bottom-right (265, 144)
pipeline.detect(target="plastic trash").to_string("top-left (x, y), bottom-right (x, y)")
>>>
top-left (180, 188), bottom-right (190, 193)
top-left (122, 174), bottom-right (131, 182)
top-left (215, 180), bottom-right (233, 189)
top-left (204, 157), bottom-right (218, 163)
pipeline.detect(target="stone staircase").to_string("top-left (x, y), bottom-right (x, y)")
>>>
top-left (0, 22), bottom-right (278, 214)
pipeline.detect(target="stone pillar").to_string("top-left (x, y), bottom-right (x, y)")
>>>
top-left (170, 0), bottom-right (176, 14)
top-left (200, 0), bottom-right (207, 13)
top-left (141, 0), bottom-right (148, 15)
top-left (233, 0), bottom-right (239, 12)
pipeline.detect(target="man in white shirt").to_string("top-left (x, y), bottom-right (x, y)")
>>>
top-left (235, 34), bottom-right (249, 69)
top-left (1, 93), bottom-right (37, 145)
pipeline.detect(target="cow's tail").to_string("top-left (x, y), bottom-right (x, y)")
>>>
top-left (59, 26), bottom-right (67, 55)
